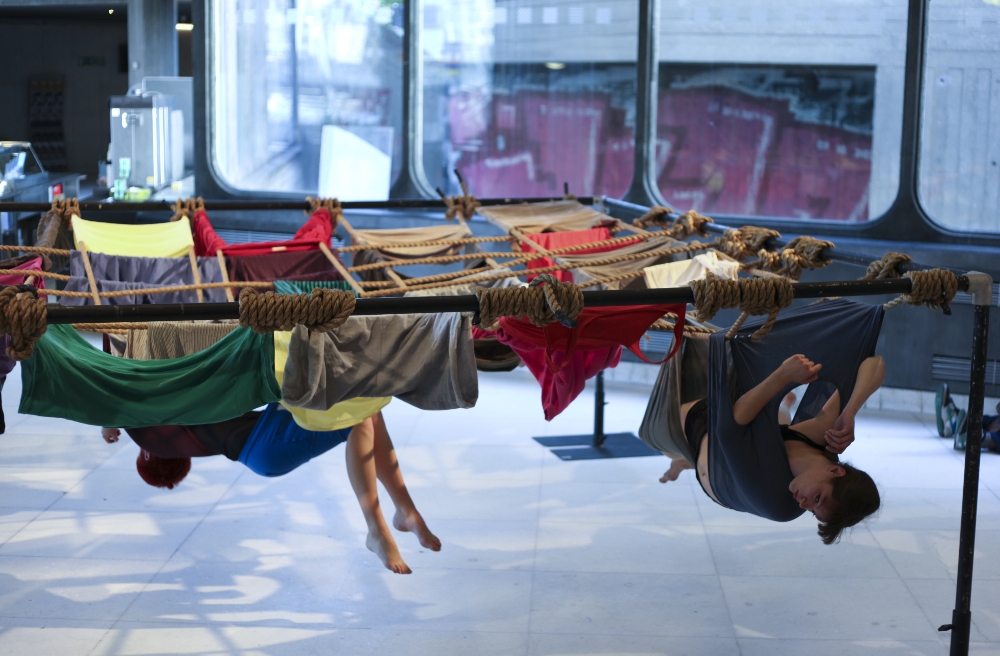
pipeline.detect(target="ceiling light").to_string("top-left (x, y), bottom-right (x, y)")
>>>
top-left (175, 22), bottom-right (194, 31)
top-left (545, 62), bottom-right (565, 70)
top-left (108, 8), bottom-right (114, 14)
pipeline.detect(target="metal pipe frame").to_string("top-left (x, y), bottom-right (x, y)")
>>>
top-left (0, 196), bottom-right (596, 214)
top-left (44, 276), bottom-right (967, 325)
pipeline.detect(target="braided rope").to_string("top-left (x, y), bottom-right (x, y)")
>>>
top-left (633, 205), bottom-right (674, 230)
top-left (884, 269), bottom-right (959, 314)
top-left (0, 268), bottom-right (70, 281)
top-left (0, 244), bottom-right (72, 255)
top-left (440, 181), bottom-right (481, 222)
top-left (689, 273), bottom-right (794, 341)
top-left (337, 235), bottom-right (511, 253)
top-left (41, 280), bottom-right (275, 299)
top-left (0, 285), bottom-right (47, 360)
top-left (475, 274), bottom-right (584, 329)
top-left (73, 322), bottom-right (149, 332)
top-left (863, 252), bottom-right (914, 280)
top-left (306, 196), bottom-right (342, 228)
top-left (238, 287), bottom-right (356, 334)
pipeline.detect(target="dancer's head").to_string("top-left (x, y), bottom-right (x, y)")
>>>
top-left (136, 450), bottom-right (190, 489)
top-left (790, 460), bottom-right (880, 544)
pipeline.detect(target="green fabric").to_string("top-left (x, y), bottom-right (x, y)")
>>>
top-left (274, 279), bottom-right (359, 297)
top-left (19, 324), bottom-right (281, 428)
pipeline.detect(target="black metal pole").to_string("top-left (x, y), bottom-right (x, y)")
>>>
top-left (594, 371), bottom-right (607, 449)
top-left (41, 276), bottom-right (969, 325)
top-left (0, 196), bottom-right (595, 213)
top-left (949, 273), bottom-right (992, 656)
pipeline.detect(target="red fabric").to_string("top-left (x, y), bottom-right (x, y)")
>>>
top-left (498, 304), bottom-right (686, 373)
top-left (496, 327), bottom-right (621, 421)
top-left (491, 304), bottom-right (685, 420)
top-left (0, 257), bottom-right (47, 301)
top-left (192, 209), bottom-right (335, 257)
top-left (520, 227), bottom-right (627, 282)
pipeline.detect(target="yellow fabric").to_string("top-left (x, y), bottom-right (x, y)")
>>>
top-left (273, 331), bottom-right (390, 431)
top-left (71, 215), bottom-right (194, 258)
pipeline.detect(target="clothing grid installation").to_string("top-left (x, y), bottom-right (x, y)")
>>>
top-left (0, 195), bottom-right (990, 655)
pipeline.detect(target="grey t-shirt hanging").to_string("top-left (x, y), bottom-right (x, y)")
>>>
top-left (707, 298), bottom-right (884, 521)
top-left (282, 313), bottom-right (479, 411)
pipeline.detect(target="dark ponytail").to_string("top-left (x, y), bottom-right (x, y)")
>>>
top-left (818, 463), bottom-right (880, 545)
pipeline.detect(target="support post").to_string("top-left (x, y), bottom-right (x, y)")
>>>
top-left (948, 272), bottom-right (992, 656)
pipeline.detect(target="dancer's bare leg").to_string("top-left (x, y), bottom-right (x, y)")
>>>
top-left (369, 412), bottom-right (441, 551)
top-left (345, 417), bottom-right (410, 574)
top-left (659, 454), bottom-right (693, 483)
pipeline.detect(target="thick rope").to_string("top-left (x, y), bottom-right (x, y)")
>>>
top-left (170, 197), bottom-right (205, 222)
top-left (743, 235), bottom-right (834, 280)
top-left (884, 269), bottom-right (959, 314)
top-left (306, 196), bottom-right (342, 229)
top-left (714, 226), bottom-right (782, 262)
top-left (41, 280), bottom-right (275, 299)
top-left (338, 234), bottom-right (509, 253)
top-left (440, 181), bottom-right (481, 222)
top-left (0, 285), bottom-right (47, 361)
top-left (633, 206), bottom-right (674, 230)
top-left (0, 244), bottom-right (72, 255)
top-left (863, 252), bottom-right (914, 280)
top-left (689, 273), bottom-right (794, 341)
top-left (73, 322), bottom-right (149, 332)
top-left (0, 268), bottom-right (70, 281)
top-left (475, 274), bottom-right (583, 329)
top-left (238, 287), bottom-right (355, 334)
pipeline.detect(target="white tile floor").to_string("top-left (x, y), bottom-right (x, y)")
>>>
top-left (1, 365), bottom-right (999, 655)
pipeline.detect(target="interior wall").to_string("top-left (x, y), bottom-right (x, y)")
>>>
top-left (0, 17), bottom-right (129, 181)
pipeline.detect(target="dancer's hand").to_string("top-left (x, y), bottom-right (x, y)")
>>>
top-left (101, 427), bottom-right (120, 444)
top-left (824, 413), bottom-right (855, 454)
top-left (779, 354), bottom-right (822, 385)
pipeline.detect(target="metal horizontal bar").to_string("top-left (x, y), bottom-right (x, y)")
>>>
top-left (43, 276), bottom-right (969, 325)
top-left (0, 196), bottom-right (594, 213)
top-left (602, 197), bottom-right (960, 276)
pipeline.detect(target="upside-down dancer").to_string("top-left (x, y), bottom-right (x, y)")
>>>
top-left (655, 298), bottom-right (886, 544)
top-left (101, 405), bottom-right (440, 574)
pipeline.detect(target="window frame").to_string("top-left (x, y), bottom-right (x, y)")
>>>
top-left (192, 0), bottom-right (997, 245)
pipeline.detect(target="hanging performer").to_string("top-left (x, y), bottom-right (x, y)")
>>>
top-left (654, 298), bottom-right (886, 544)
top-left (101, 405), bottom-right (439, 575)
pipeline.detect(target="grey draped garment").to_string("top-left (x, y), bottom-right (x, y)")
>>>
top-left (282, 313), bottom-right (478, 411)
top-left (638, 332), bottom-right (712, 464)
top-left (708, 298), bottom-right (884, 522)
top-left (60, 251), bottom-right (228, 305)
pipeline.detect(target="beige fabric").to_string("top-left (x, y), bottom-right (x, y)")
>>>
top-left (351, 224), bottom-right (474, 258)
top-left (562, 235), bottom-right (686, 290)
top-left (126, 322), bottom-right (237, 360)
top-left (643, 251), bottom-right (740, 289)
top-left (477, 200), bottom-right (609, 233)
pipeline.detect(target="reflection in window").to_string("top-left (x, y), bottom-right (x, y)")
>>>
top-left (658, 2), bottom-right (908, 222)
top-left (422, 1), bottom-right (638, 198)
top-left (920, 0), bottom-right (1000, 233)
top-left (212, 0), bottom-right (403, 197)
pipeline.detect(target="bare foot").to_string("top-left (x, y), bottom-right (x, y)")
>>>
top-left (366, 529), bottom-right (411, 574)
top-left (393, 509), bottom-right (442, 552)
top-left (659, 458), bottom-right (692, 483)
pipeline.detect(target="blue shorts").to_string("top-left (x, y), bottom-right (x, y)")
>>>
top-left (238, 403), bottom-right (352, 477)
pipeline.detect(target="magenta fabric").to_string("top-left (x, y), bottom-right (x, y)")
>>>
top-left (0, 257), bottom-right (47, 300)
top-left (192, 209), bottom-right (335, 257)
top-left (495, 327), bottom-right (621, 421)
top-left (520, 227), bottom-right (619, 283)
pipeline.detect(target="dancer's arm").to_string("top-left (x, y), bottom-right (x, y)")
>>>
top-left (101, 427), bottom-right (120, 444)
top-left (824, 355), bottom-right (885, 452)
top-left (733, 355), bottom-right (822, 426)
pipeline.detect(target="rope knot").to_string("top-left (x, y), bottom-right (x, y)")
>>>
top-left (170, 197), bottom-right (205, 222)
top-left (440, 180), bottom-right (481, 222)
top-left (306, 196), bottom-right (342, 230)
top-left (715, 226), bottom-right (781, 261)
top-left (238, 287), bottom-right (356, 333)
top-left (672, 209), bottom-right (714, 239)
top-left (633, 206), bottom-right (674, 230)
top-left (0, 285), bottom-right (47, 361)
top-left (863, 252), bottom-right (913, 280)
top-left (475, 274), bottom-right (584, 329)
top-left (884, 269), bottom-right (959, 315)
top-left (689, 273), bottom-right (793, 341)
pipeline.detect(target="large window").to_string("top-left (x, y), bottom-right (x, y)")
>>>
top-left (657, 2), bottom-right (909, 222)
top-left (421, 1), bottom-right (638, 198)
top-left (919, 0), bottom-right (1000, 233)
top-left (212, 0), bottom-right (403, 197)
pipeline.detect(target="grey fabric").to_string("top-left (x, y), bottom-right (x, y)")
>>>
top-left (126, 322), bottom-right (238, 360)
top-left (282, 313), bottom-right (478, 411)
top-left (638, 334), bottom-right (711, 463)
top-left (62, 277), bottom-right (227, 305)
top-left (61, 251), bottom-right (228, 305)
top-left (708, 298), bottom-right (884, 522)
top-left (352, 242), bottom-right (485, 283)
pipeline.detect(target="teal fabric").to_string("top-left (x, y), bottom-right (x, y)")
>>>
top-left (274, 280), bottom-right (358, 297)
top-left (19, 324), bottom-right (281, 428)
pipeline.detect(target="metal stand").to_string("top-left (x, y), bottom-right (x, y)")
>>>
top-left (533, 371), bottom-right (660, 461)
top-left (944, 272), bottom-right (992, 656)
